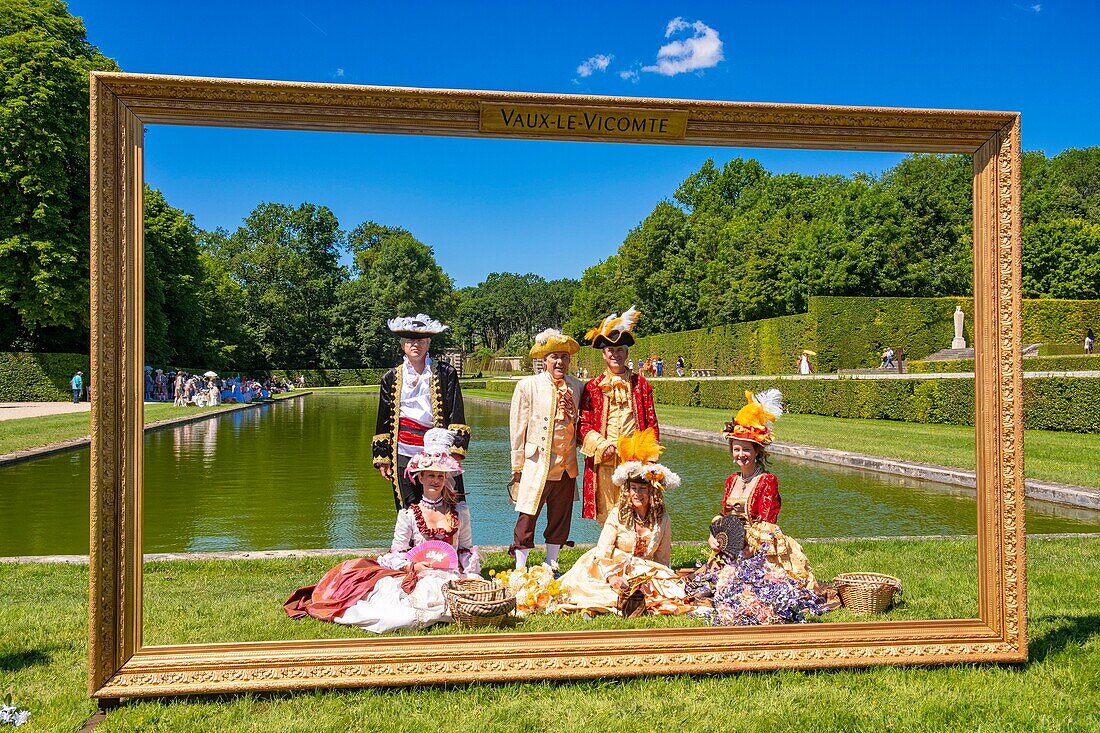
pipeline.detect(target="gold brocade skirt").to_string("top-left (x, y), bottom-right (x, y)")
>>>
top-left (556, 547), bottom-right (692, 616)
top-left (746, 521), bottom-right (817, 586)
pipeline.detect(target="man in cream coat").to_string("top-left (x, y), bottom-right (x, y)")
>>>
top-left (509, 329), bottom-right (584, 571)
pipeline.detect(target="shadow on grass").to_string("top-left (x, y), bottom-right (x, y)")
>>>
top-left (1029, 613), bottom-right (1100, 663)
top-left (0, 647), bottom-right (53, 671)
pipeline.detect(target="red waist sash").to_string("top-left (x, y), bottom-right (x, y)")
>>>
top-left (397, 417), bottom-right (431, 447)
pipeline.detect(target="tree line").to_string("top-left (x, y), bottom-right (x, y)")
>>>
top-left (0, 0), bottom-right (575, 369)
top-left (4, 0), bottom-right (1100, 368)
top-left (564, 149), bottom-right (1100, 338)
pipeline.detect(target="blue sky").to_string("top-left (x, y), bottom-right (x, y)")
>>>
top-left (70, 1), bottom-right (1100, 286)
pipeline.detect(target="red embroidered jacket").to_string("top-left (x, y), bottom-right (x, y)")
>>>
top-left (722, 472), bottom-right (781, 524)
top-left (578, 372), bottom-right (659, 519)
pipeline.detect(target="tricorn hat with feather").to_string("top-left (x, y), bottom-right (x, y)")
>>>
top-left (529, 328), bottom-right (580, 360)
top-left (584, 306), bottom-right (640, 349)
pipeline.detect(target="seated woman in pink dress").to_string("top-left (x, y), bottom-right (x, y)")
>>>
top-left (556, 429), bottom-right (692, 617)
top-left (285, 429), bottom-right (479, 632)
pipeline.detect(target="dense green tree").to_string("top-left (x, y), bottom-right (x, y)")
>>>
top-left (615, 201), bottom-right (691, 334)
top-left (876, 154), bottom-right (973, 297)
top-left (0, 0), bottom-right (118, 344)
top-left (194, 236), bottom-right (256, 370)
top-left (142, 187), bottom-right (209, 365)
top-left (563, 255), bottom-right (633, 339)
top-left (220, 202), bottom-right (346, 368)
top-left (329, 222), bottom-right (453, 367)
top-left (1023, 219), bottom-right (1100, 299)
top-left (452, 272), bottom-right (576, 352)
top-left (570, 152), bottom-right (995, 335)
top-left (540, 278), bottom-right (580, 335)
top-left (1023, 148), bottom-right (1100, 226)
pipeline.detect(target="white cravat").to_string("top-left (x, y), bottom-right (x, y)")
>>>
top-left (398, 354), bottom-right (434, 457)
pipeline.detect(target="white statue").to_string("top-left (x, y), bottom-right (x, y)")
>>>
top-left (952, 306), bottom-right (966, 349)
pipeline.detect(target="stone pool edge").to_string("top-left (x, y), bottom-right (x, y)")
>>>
top-left (0, 391), bottom-right (312, 467)
top-left (4, 533), bottom-right (1097, 564)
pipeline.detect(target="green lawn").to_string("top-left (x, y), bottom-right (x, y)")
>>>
top-left (142, 541), bottom-right (976, 645)
top-left (464, 389), bottom-right (1100, 488)
top-left (0, 394), bottom-right (302, 456)
top-left (0, 538), bottom-right (1095, 732)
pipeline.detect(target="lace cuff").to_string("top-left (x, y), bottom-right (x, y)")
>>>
top-left (378, 551), bottom-right (410, 570)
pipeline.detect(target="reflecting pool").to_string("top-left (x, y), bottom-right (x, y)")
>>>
top-left (1, 392), bottom-right (1097, 556)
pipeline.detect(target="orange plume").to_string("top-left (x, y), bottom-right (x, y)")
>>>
top-left (616, 427), bottom-right (663, 464)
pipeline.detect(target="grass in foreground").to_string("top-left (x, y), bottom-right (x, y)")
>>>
top-left (465, 389), bottom-right (1100, 488)
top-left (5, 538), bottom-right (1092, 732)
top-left (0, 394), bottom-right (301, 456)
top-left (141, 540), bottom-right (977, 645)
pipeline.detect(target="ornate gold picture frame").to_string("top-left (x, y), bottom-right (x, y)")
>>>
top-left (88, 71), bottom-right (1025, 699)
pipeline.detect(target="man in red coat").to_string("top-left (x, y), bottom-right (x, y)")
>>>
top-left (578, 307), bottom-right (660, 523)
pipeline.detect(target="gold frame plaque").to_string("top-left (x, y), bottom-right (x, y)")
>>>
top-left (88, 72), bottom-right (1025, 699)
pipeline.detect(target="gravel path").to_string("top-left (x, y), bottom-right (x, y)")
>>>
top-left (0, 401), bottom-right (90, 421)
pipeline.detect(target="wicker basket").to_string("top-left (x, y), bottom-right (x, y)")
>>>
top-left (443, 578), bottom-right (516, 628)
top-left (834, 572), bottom-right (902, 615)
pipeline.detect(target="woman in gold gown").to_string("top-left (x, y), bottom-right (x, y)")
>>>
top-left (556, 429), bottom-right (692, 616)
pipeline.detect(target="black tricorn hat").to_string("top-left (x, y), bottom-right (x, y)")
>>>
top-left (585, 306), bottom-right (640, 349)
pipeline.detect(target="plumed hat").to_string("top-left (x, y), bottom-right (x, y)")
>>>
top-left (387, 313), bottom-right (448, 339)
top-left (529, 328), bottom-right (580, 360)
top-left (722, 389), bottom-right (784, 446)
top-left (585, 306), bottom-right (640, 349)
top-left (611, 428), bottom-right (681, 490)
top-left (404, 428), bottom-right (463, 478)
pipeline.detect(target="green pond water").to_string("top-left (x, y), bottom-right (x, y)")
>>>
top-left (2, 392), bottom-right (1099, 557)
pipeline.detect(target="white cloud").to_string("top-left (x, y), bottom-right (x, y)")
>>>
top-left (642, 18), bottom-right (724, 76)
top-left (576, 53), bottom-right (613, 77)
top-left (619, 69), bottom-right (639, 83)
top-left (334, 68), bottom-right (345, 78)
top-left (665, 17), bottom-right (690, 36)
top-left (1031, 3), bottom-right (1042, 11)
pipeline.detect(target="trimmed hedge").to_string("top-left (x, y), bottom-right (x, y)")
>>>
top-left (574, 296), bottom-right (1100, 377)
top-left (1022, 300), bottom-right (1100, 344)
top-left (266, 368), bottom-right (387, 387)
top-left (0, 352), bottom-right (390, 400)
top-left (1038, 343), bottom-right (1086, 356)
top-left (809, 296), bottom-right (968, 372)
top-left (486, 379), bottom-right (519, 395)
top-left (908, 354), bottom-right (1100, 374)
top-left (0, 352), bottom-right (90, 401)
top-left (575, 313), bottom-right (814, 377)
top-left (649, 376), bottom-right (1100, 433)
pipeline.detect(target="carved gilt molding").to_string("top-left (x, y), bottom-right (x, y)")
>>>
top-left (88, 72), bottom-right (1027, 699)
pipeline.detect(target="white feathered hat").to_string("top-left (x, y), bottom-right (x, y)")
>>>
top-left (387, 313), bottom-right (448, 339)
top-left (610, 428), bottom-right (681, 490)
top-left (529, 328), bottom-right (580, 359)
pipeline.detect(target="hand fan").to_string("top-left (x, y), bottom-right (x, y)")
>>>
top-left (404, 540), bottom-right (459, 570)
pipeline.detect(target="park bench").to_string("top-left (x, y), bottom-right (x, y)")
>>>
top-left (689, 369), bottom-right (718, 377)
